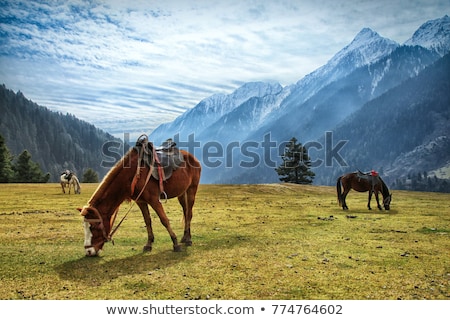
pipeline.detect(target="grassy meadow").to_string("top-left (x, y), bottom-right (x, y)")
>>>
top-left (0, 183), bottom-right (448, 300)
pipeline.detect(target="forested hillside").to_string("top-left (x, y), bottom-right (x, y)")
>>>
top-left (0, 85), bottom-right (122, 182)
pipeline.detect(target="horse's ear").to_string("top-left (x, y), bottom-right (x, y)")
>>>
top-left (78, 207), bottom-right (88, 216)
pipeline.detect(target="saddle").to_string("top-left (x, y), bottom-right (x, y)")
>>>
top-left (62, 171), bottom-right (73, 181)
top-left (135, 138), bottom-right (184, 181)
top-left (153, 139), bottom-right (185, 181)
top-left (356, 170), bottom-right (380, 191)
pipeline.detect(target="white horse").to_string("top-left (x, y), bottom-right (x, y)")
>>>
top-left (60, 171), bottom-right (81, 194)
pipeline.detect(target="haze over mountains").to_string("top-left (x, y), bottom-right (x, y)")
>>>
top-left (150, 15), bottom-right (450, 185)
top-left (1, 15), bottom-right (449, 190)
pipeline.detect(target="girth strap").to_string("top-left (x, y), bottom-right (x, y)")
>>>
top-left (153, 147), bottom-right (166, 200)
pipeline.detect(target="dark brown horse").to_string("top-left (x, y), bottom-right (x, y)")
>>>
top-left (336, 171), bottom-right (391, 211)
top-left (78, 135), bottom-right (201, 256)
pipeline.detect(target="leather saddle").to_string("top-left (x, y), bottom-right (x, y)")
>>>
top-left (153, 139), bottom-right (184, 180)
top-left (356, 170), bottom-right (380, 190)
top-left (135, 138), bottom-right (184, 181)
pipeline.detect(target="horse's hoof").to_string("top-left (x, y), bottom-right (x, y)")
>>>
top-left (181, 238), bottom-right (192, 246)
top-left (173, 245), bottom-right (182, 252)
top-left (143, 245), bottom-right (152, 252)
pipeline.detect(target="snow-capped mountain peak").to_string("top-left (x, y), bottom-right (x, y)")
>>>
top-left (181, 81), bottom-right (282, 117)
top-left (404, 15), bottom-right (450, 56)
top-left (150, 81), bottom-right (282, 143)
top-left (330, 27), bottom-right (399, 68)
top-left (291, 27), bottom-right (398, 104)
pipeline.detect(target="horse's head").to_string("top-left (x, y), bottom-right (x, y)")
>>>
top-left (78, 206), bottom-right (110, 256)
top-left (383, 193), bottom-right (392, 210)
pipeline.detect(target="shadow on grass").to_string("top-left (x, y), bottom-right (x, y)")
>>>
top-left (55, 248), bottom-right (189, 284)
top-left (335, 208), bottom-right (398, 215)
top-left (54, 232), bottom-right (247, 284)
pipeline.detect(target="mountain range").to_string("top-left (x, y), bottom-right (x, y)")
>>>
top-left (1, 16), bottom-right (449, 190)
top-left (150, 15), bottom-right (450, 186)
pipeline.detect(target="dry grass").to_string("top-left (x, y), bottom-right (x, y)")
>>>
top-left (0, 183), bottom-right (448, 300)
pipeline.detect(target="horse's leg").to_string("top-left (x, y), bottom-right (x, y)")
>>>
top-left (61, 182), bottom-right (65, 194)
top-left (148, 200), bottom-right (181, 252)
top-left (136, 201), bottom-right (154, 252)
top-left (374, 191), bottom-right (382, 210)
top-left (178, 190), bottom-right (195, 246)
top-left (341, 187), bottom-right (350, 210)
top-left (367, 191), bottom-right (372, 210)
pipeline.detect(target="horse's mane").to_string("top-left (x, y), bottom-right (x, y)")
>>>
top-left (88, 147), bottom-right (136, 204)
top-left (379, 177), bottom-right (390, 197)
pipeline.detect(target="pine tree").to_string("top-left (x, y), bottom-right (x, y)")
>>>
top-left (82, 168), bottom-right (99, 183)
top-left (12, 150), bottom-right (50, 183)
top-left (275, 137), bottom-right (315, 184)
top-left (0, 135), bottom-right (14, 182)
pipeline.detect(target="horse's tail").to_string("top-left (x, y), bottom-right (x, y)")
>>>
top-left (336, 176), bottom-right (343, 206)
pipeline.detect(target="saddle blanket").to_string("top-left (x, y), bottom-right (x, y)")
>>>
top-left (356, 170), bottom-right (380, 190)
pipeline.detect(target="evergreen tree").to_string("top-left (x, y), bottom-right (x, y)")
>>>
top-left (12, 150), bottom-right (50, 183)
top-left (275, 137), bottom-right (315, 184)
top-left (0, 135), bottom-right (14, 182)
top-left (82, 168), bottom-right (99, 183)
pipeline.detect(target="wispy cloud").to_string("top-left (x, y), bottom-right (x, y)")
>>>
top-left (0, 0), bottom-right (448, 137)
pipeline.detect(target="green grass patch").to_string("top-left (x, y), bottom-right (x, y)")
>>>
top-left (0, 183), bottom-right (449, 300)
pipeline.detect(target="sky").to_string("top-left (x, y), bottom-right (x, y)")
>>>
top-left (1, 0), bottom-right (449, 138)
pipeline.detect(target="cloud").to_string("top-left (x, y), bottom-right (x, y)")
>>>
top-left (0, 0), bottom-right (448, 138)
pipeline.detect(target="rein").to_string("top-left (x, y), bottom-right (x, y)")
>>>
top-left (83, 168), bottom-right (153, 245)
top-left (109, 136), bottom-right (154, 241)
top-left (107, 167), bottom-right (153, 241)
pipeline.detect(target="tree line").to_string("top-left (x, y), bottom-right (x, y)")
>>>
top-left (0, 134), bottom-right (99, 183)
top-left (0, 84), bottom-right (121, 182)
top-left (0, 134), bottom-right (49, 182)
top-left (392, 171), bottom-right (450, 193)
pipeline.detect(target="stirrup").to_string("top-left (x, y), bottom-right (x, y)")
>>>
top-left (159, 191), bottom-right (168, 203)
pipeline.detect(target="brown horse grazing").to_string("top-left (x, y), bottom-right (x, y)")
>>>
top-left (78, 135), bottom-right (201, 256)
top-left (336, 171), bottom-right (391, 211)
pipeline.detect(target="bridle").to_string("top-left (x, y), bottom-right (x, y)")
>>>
top-left (81, 205), bottom-right (111, 250)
